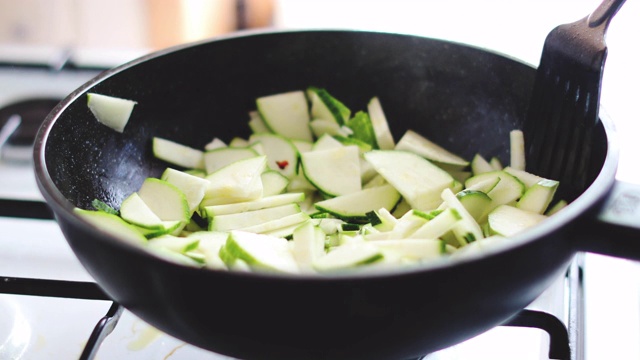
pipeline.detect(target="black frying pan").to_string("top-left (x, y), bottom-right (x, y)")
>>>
top-left (33, 30), bottom-right (640, 360)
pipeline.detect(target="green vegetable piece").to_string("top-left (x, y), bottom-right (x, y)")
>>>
top-left (92, 199), bottom-right (119, 215)
top-left (346, 111), bottom-right (379, 149)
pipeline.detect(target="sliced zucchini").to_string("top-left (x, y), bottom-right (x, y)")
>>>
top-left (307, 86), bottom-right (350, 126)
top-left (160, 168), bottom-right (209, 213)
top-left (261, 170), bottom-right (289, 196)
top-left (372, 239), bottom-right (446, 262)
top-left (204, 137), bottom-right (227, 151)
top-left (138, 178), bottom-right (190, 222)
top-left (153, 137), bottom-right (204, 170)
top-left (74, 208), bottom-right (147, 246)
top-left (248, 110), bottom-right (270, 134)
top-left (223, 230), bottom-right (299, 273)
top-left (516, 179), bottom-right (559, 214)
top-left (312, 133), bottom-right (344, 151)
top-left (209, 203), bottom-right (301, 232)
top-left (257, 90), bottom-right (312, 142)
top-left (510, 130), bottom-right (526, 170)
top-left (249, 133), bottom-right (299, 178)
top-left (465, 170), bottom-right (525, 210)
top-left (456, 189), bottom-right (492, 224)
top-left (346, 111), bottom-right (379, 149)
top-left (203, 146), bottom-right (258, 175)
top-left (300, 145), bottom-right (362, 197)
top-left (202, 192), bottom-right (305, 215)
top-left (503, 166), bottom-right (545, 189)
top-left (409, 208), bottom-right (461, 239)
top-left (395, 129), bottom-right (468, 170)
top-left (203, 155), bottom-right (267, 205)
top-left (314, 184), bottom-right (401, 223)
top-left (488, 204), bottom-right (547, 237)
top-left (313, 242), bottom-right (383, 272)
top-left (119, 192), bottom-right (164, 229)
top-left (470, 153), bottom-right (494, 175)
top-left (440, 188), bottom-right (484, 246)
top-left (292, 221), bottom-right (326, 270)
top-left (546, 199), bottom-right (568, 216)
top-left (364, 150), bottom-right (454, 211)
top-left (87, 93), bottom-right (137, 133)
top-left (367, 96), bottom-right (395, 150)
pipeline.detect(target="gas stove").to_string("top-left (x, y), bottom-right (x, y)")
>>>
top-left (1, 1), bottom-right (640, 359)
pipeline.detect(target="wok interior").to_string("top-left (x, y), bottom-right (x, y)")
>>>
top-left (44, 31), bottom-right (607, 212)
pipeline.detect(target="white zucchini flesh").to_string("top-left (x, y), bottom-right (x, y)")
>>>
top-left (313, 242), bottom-right (383, 272)
top-left (138, 178), bottom-right (190, 222)
top-left (203, 155), bottom-right (267, 205)
top-left (256, 91), bottom-right (313, 142)
top-left (147, 234), bottom-right (199, 253)
top-left (409, 208), bottom-right (461, 240)
top-left (210, 203), bottom-right (301, 231)
top-left (86, 93), bottom-right (137, 133)
top-left (372, 239), bottom-right (446, 262)
top-left (241, 212), bottom-right (310, 234)
top-left (371, 207), bottom-right (398, 232)
top-left (503, 166), bottom-right (545, 189)
top-left (510, 130), bottom-right (526, 171)
top-left (204, 137), bottom-right (227, 151)
top-left (248, 110), bottom-right (270, 134)
top-left (456, 190), bottom-right (493, 224)
top-left (203, 147), bottom-right (258, 175)
top-left (160, 168), bottom-right (209, 213)
top-left (312, 133), bottom-right (344, 151)
top-left (367, 97), bottom-right (395, 150)
top-left (223, 231), bottom-right (300, 273)
top-left (309, 118), bottom-right (343, 138)
top-left (300, 145), bottom-right (362, 197)
top-left (490, 157), bottom-right (503, 170)
top-left (314, 184), bottom-right (401, 222)
top-left (488, 205), bottom-right (547, 237)
top-left (464, 176), bottom-right (501, 194)
top-left (377, 210), bottom-right (429, 239)
top-left (292, 140), bottom-right (313, 154)
top-left (249, 133), bottom-right (299, 178)
top-left (186, 231), bottom-right (229, 270)
top-left (465, 170), bottom-right (525, 210)
top-left (470, 153), bottom-right (494, 175)
top-left (119, 192), bottom-right (164, 229)
top-left (440, 188), bottom-right (484, 245)
top-left (516, 179), bottom-right (559, 214)
top-left (292, 221), bottom-right (326, 271)
top-left (75, 208), bottom-right (147, 246)
top-left (364, 150), bottom-right (454, 211)
top-left (202, 192), bottom-right (306, 216)
top-left (261, 170), bottom-right (289, 197)
top-left (153, 137), bottom-right (205, 170)
top-left (395, 129), bottom-right (468, 169)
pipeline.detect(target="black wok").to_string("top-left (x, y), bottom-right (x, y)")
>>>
top-left (33, 30), bottom-right (640, 360)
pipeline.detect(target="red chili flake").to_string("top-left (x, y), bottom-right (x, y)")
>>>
top-left (275, 160), bottom-right (289, 170)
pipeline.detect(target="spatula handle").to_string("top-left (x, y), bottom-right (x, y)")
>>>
top-left (588, 0), bottom-right (626, 28)
top-left (574, 180), bottom-right (640, 260)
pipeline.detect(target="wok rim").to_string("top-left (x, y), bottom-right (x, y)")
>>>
top-left (33, 28), bottom-right (620, 282)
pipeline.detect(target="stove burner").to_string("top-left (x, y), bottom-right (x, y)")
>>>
top-left (0, 98), bottom-right (60, 163)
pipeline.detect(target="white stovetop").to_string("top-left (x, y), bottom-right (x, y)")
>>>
top-left (2, 0), bottom-right (640, 359)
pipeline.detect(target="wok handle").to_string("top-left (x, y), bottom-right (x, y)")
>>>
top-left (573, 180), bottom-right (640, 260)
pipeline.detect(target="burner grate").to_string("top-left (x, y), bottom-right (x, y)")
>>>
top-left (0, 258), bottom-right (583, 360)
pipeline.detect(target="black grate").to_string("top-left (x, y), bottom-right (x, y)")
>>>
top-left (0, 257), bottom-right (584, 360)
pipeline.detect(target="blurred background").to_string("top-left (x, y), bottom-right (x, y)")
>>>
top-left (1, 0), bottom-right (634, 178)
